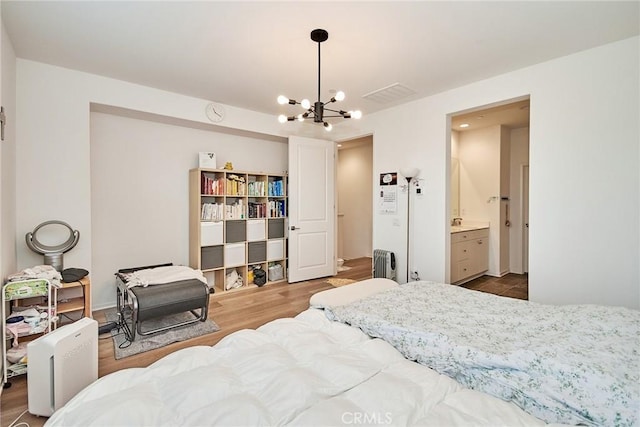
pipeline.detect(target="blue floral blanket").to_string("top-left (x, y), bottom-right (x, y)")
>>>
top-left (322, 281), bottom-right (640, 426)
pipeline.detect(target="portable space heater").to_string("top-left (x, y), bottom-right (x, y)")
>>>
top-left (373, 249), bottom-right (396, 280)
top-left (27, 317), bottom-right (98, 416)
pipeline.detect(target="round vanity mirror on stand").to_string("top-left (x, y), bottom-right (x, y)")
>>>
top-left (25, 220), bottom-right (80, 272)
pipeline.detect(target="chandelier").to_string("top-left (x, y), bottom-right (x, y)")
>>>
top-left (278, 29), bottom-right (362, 132)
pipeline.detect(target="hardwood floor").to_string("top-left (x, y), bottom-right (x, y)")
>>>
top-left (1, 257), bottom-right (373, 427)
top-left (460, 273), bottom-right (529, 300)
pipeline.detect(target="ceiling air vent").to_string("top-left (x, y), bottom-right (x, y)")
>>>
top-left (362, 83), bottom-right (416, 104)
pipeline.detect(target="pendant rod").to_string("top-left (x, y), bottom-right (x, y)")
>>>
top-left (317, 41), bottom-right (321, 103)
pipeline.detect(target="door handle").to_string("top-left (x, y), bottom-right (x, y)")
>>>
top-left (290, 225), bottom-right (300, 231)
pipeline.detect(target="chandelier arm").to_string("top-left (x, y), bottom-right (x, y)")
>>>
top-left (323, 107), bottom-right (348, 114)
top-left (322, 115), bottom-right (352, 119)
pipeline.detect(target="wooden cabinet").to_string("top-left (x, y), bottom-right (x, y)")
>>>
top-left (451, 228), bottom-right (489, 284)
top-left (189, 168), bottom-right (288, 293)
top-left (55, 277), bottom-right (91, 326)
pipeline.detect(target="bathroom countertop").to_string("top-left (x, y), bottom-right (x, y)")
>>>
top-left (450, 224), bottom-right (489, 233)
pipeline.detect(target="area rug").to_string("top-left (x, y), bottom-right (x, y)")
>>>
top-left (326, 278), bottom-right (356, 288)
top-left (104, 309), bottom-right (220, 359)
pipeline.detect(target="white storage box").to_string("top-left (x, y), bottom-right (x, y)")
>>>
top-left (268, 264), bottom-right (284, 281)
top-left (224, 242), bottom-right (246, 267)
top-left (199, 152), bottom-right (217, 169)
top-left (247, 219), bottom-right (266, 241)
top-left (267, 239), bottom-right (285, 261)
top-left (201, 222), bottom-right (223, 246)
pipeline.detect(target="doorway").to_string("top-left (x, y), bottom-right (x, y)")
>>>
top-left (449, 98), bottom-right (530, 295)
top-left (336, 135), bottom-right (373, 270)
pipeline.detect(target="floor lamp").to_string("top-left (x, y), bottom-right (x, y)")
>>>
top-left (400, 167), bottom-right (419, 284)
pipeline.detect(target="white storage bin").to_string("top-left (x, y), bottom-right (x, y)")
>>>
top-left (268, 264), bottom-right (284, 281)
top-left (201, 222), bottom-right (223, 246)
top-left (246, 219), bottom-right (266, 242)
top-left (224, 242), bottom-right (246, 267)
top-left (267, 239), bottom-right (285, 261)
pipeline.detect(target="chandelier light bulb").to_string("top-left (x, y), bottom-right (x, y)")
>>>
top-left (324, 122), bottom-right (333, 131)
top-left (335, 91), bottom-right (345, 101)
top-left (351, 110), bottom-right (362, 119)
top-left (278, 114), bottom-right (288, 123)
top-left (301, 99), bottom-right (311, 110)
top-left (297, 114), bottom-right (305, 122)
top-left (277, 95), bottom-right (289, 105)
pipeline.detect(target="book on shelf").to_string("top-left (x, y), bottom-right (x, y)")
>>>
top-left (247, 180), bottom-right (266, 197)
top-left (226, 175), bottom-right (246, 196)
top-left (268, 179), bottom-right (284, 197)
top-left (225, 199), bottom-right (245, 219)
top-left (201, 174), bottom-right (224, 195)
top-left (248, 202), bottom-right (267, 219)
top-left (201, 202), bottom-right (224, 221)
top-left (268, 200), bottom-right (286, 218)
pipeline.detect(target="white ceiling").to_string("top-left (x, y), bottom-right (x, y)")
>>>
top-left (2, 1), bottom-right (638, 122)
top-left (451, 99), bottom-right (530, 132)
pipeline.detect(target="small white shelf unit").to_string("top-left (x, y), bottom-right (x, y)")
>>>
top-left (2, 279), bottom-right (55, 383)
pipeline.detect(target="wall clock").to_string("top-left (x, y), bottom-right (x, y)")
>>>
top-left (205, 102), bottom-right (226, 123)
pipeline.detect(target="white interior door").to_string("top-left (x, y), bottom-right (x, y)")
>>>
top-left (288, 136), bottom-right (335, 282)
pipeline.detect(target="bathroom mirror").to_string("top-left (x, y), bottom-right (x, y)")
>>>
top-left (451, 157), bottom-right (460, 218)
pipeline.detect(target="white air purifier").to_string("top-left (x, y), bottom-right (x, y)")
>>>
top-left (27, 317), bottom-right (98, 416)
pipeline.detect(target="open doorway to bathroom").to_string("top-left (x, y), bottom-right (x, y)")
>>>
top-left (336, 135), bottom-right (373, 274)
top-left (449, 98), bottom-right (530, 299)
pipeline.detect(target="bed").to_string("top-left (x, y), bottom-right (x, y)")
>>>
top-left (315, 280), bottom-right (640, 427)
top-left (115, 264), bottom-right (210, 341)
top-left (43, 278), bottom-right (637, 426)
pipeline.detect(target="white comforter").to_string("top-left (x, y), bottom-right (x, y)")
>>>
top-left (46, 309), bottom-right (554, 426)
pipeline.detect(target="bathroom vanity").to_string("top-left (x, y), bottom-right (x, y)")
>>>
top-left (451, 226), bottom-right (489, 284)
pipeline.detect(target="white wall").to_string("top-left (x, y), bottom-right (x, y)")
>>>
top-left (450, 131), bottom-right (460, 219)
top-left (15, 60), bottom-right (290, 309)
top-left (1, 15), bottom-right (17, 387)
top-left (459, 126), bottom-right (501, 222)
top-left (337, 139), bottom-right (373, 260)
top-left (340, 36), bottom-right (639, 308)
top-left (499, 126), bottom-right (511, 276)
top-left (509, 127), bottom-right (529, 274)
top-left (1, 15), bottom-right (16, 274)
top-left (90, 112), bottom-right (287, 309)
top-left (1, 17), bottom-right (17, 279)
top-left (459, 125), bottom-right (501, 275)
